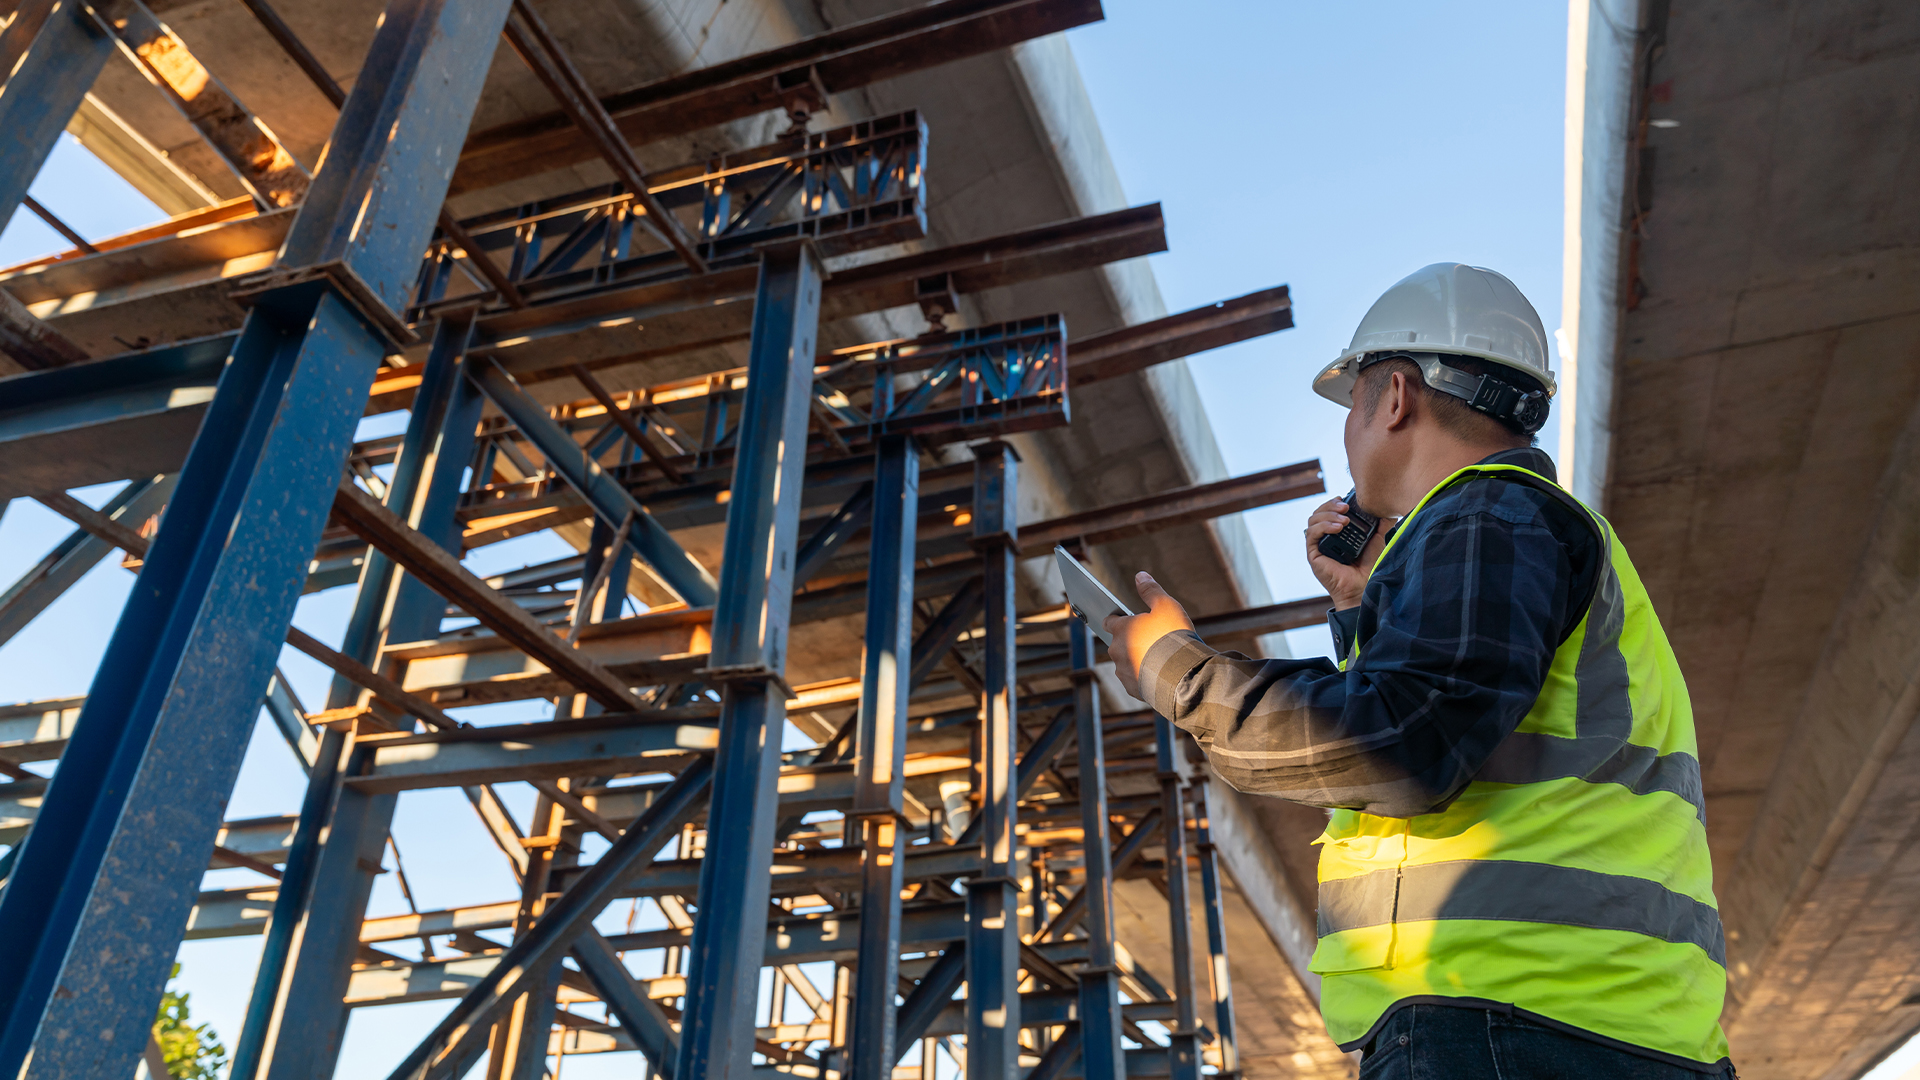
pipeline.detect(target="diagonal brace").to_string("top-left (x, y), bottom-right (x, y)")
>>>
top-left (470, 357), bottom-right (718, 607)
top-left (1039, 809), bottom-right (1165, 943)
top-left (571, 930), bottom-right (683, 1079)
top-left (331, 478), bottom-right (640, 710)
top-left (382, 756), bottom-right (714, 1080)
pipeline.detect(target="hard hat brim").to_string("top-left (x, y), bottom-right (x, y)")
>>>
top-left (1313, 353), bottom-right (1362, 409)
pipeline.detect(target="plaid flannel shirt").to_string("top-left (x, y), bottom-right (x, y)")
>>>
top-left (1136, 449), bottom-right (1602, 818)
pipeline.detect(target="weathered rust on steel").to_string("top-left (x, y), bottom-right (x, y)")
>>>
top-left (89, 0), bottom-right (311, 208)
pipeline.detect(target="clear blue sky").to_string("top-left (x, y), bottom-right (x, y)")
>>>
top-left (0, 2), bottom-right (1568, 1075)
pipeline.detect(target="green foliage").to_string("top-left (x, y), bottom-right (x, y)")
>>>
top-left (152, 963), bottom-right (228, 1080)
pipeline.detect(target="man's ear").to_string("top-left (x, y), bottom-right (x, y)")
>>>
top-left (1384, 370), bottom-right (1417, 431)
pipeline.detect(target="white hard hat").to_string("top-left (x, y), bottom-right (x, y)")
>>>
top-left (1313, 263), bottom-right (1555, 431)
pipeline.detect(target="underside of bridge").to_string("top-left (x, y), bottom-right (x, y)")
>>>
top-left (0, 1), bottom-right (1352, 1078)
top-left (1566, 2), bottom-right (1920, 1077)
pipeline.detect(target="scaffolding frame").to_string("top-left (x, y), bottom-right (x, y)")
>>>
top-left (0, 2), bottom-right (1318, 1078)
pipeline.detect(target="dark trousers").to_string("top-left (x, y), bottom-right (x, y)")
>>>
top-left (1359, 1004), bottom-right (1735, 1080)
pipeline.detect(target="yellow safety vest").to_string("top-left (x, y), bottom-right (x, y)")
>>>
top-left (1313, 462), bottom-right (1730, 1067)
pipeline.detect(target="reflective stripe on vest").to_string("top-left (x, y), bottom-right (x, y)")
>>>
top-left (1314, 462), bottom-right (1729, 1067)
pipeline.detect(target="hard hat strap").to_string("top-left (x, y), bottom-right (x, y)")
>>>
top-left (1359, 351), bottom-right (1551, 434)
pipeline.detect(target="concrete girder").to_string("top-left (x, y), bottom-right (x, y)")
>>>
top-left (1560, 0), bottom-right (1920, 1074)
top-left (449, 0), bottom-right (1104, 196)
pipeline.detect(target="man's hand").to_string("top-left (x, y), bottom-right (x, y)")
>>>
top-left (1304, 495), bottom-right (1388, 610)
top-left (1103, 571), bottom-right (1195, 700)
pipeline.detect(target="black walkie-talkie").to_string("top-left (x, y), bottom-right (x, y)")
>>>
top-left (1316, 489), bottom-right (1380, 565)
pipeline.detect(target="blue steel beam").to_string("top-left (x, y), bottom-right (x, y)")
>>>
top-left (0, 333), bottom-right (233, 499)
top-left (233, 312), bottom-right (484, 1080)
top-left (793, 480), bottom-right (873, 587)
top-left (0, 0), bottom-right (115, 230)
top-left (1193, 781), bottom-right (1241, 1077)
top-left (895, 944), bottom-right (966, 1049)
top-left (1070, 620), bottom-right (1126, 1080)
top-left (674, 242), bottom-right (823, 1080)
top-left (571, 930), bottom-right (683, 1078)
top-left (0, 2), bottom-right (513, 1075)
top-left (846, 435), bottom-right (918, 1080)
top-left (260, 668), bottom-right (318, 772)
top-left (0, 475), bottom-right (175, 646)
top-left (469, 357), bottom-right (718, 607)
top-left (966, 441), bottom-right (1021, 1080)
top-left (257, 328), bottom-right (491, 1079)
top-left (1156, 715), bottom-right (1201, 1080)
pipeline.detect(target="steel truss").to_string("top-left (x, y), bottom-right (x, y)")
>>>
top-left (0, 1), bottom-right (1320, 1078)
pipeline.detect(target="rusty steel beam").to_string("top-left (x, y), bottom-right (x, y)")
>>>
top-left (500, 0), bottom-right (706, 274)
top-left (1070, 285), bottom-right (1292, 388)
top-left (20, 196), bottom-right (96, 254)
top-left (478, 203), bottom-right (1165, 377)
top-left (31, 493), bottom-right (478, 729)
top-left (1015, 458), bottom-right (1324, 554)
top-left (280, 626), bottom-right (460, 732)
top-left (1189, 596), bottom-right (1332, 641)
top-left (392, 587), bottom-right (1330, 715)
top-left (88, 0), bottom-right (310, 208)
top-left (0, 286), bottom-right (89, 371)
top-left (34, 491), bottom-right (148, 551)
top-left (330, 478), bottom-right (640, 711)
top-left (821, 202), bottom-right (1162, 325)
top-left (451, 0), bottom-right (1105, 195)
top-left (234, 0), bottom-right (346, 106)
top-left (565, 363), bottom-right (685, 484)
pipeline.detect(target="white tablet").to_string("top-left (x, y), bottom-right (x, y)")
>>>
top-left (1054, 545), bottom-right (1134, 645)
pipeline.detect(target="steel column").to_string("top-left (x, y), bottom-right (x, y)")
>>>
top-left (1070, 620), bottom-right (1124, 1080)
top-left (846, 435), bottom-right (919, 1080)
top-left (0, 0), bottom-right (115, 229)
top-left (1193, 781), bottom-right (1240, 1077)
top-left (0, 293), bottom-right (379, 1077)
top-left (0, 0), bottom-right (518, 1072)
top-left (966, 441), bottom-right (1021, 1080)
top-left (233, 313), bottom-right (483, 1080)
top-left (673, 242), bottom-right (823, 1080)
top-left (1155, 715), bottom-right (1201, 1080)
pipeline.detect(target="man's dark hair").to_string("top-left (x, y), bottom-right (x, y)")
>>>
top-left (1355, 355), bottom-right (1541, 448)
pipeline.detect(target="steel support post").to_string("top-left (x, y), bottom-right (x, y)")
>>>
top-left (1192, 781), bottom-right (1240, 1077)
top-left (0, 0), bottom-right (514, 1039)
top-left (490, 790), bottom-right (566, 1080)
top-left (3, 310), bottom-right (385, 1064)
top-left (966, 441), bottom-right (1022, 1080)
top-left (232, 312), bottom-right (483, 1080)
top-left (1155, 715), bottom-right (1201, 1080)
top-left (673, 242), bottom-right (823, 1080)
top-left (1069, 620), bottom-right (1124, 1080)
top-left (257, 346), bottom-right (489, 1080)
top-left (0, 0), bottom-right (115, 229)
top-left (846, 435), bottom-right (919, 1080)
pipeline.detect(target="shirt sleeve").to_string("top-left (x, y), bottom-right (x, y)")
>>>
top-left (1135, 496), bottom-right (1575, 818)
top-left (1328, 605), bottom-right (1359, 659)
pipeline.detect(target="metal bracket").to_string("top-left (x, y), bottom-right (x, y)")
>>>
top-left (231, 260), bottom-right (421, 351)
top-left (775, 64), bottom-right (830, 131)
top-left (691, 663), bottom-right (795, 698)
top-left (915, 272), bottom-right (961, 331)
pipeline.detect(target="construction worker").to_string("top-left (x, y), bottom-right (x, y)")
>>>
top-left (1104, 264), bottom-right (1734, 1078)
